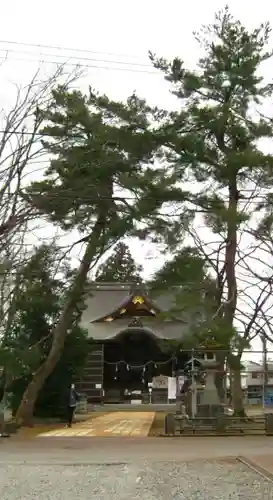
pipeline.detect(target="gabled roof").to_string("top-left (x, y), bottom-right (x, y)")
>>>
top-left (92, 289), bottom-right (161, 322)
top-left (80, 282), bottom-right (192, 341)
top-left (83, 282), bottom-right (173, 322)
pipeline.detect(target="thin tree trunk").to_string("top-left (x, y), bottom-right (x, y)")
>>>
top-left (230, 357), bottom-right (246, 417)
top-left (231, 367), bottom-right (245, 417)
top-left (214, 364), bottom-right (226, 403)
top-left (214, 351), bottom-right (226, 403)
top-left (261, 333), bottom-right (268, 408)
top-left (15, 219), bottom-right (105, 426)
top-left (229, 353), bottom-right (245, 417)
top-left (225, 179), bottom-right (238, 327)
top-left (225, 179), bottom-right (244, 415)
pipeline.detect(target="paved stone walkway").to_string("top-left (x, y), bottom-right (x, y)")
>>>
top-left (37, 411), bottom-right (155, 437)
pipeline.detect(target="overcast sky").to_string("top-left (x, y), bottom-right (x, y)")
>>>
top-left (2, 0), bottom-right (270, 272)
top-left (2, 1), bottom-right (273, 359)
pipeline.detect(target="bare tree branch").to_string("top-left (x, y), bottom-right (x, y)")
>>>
top-left (0, 62), bottom-right (82, 334)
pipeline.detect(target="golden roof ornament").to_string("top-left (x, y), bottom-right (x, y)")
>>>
top-left (132, 296), bottom-right (144, 304)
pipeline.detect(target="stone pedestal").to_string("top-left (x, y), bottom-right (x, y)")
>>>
top-left (199, 370), bottom-right (220, 405)
top-left (175, 394), bottom-right (183, 414)
top-left (196, 362), bottom-right (223, 420)
top-left (265, 414), bottom-right (273, 435)
top-left (197, 404), bottom-right (224, 418)
top-left (184, 391), bottom-right (193, 417)
top-left (165, 413), bottom-right (176, 435)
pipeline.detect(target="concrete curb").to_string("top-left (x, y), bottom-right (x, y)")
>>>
top-left (237, 456), bottom-right (273, 483)
top-left (158, 432), bottom-right (265, 437)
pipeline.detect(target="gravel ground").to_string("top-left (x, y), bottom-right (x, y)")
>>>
top-left (0, 460), bottom-right (272, 499)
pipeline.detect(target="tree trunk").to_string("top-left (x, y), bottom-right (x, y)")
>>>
top-left (214, 351), bottom-right (226, 403)
top-left (231, 367), bottom-right (245, 417)
top-left (262, 334), bottom-right (268, 405)
top-left (225, 179), bottom-right (238, 328)
top-left (224, 179), bottom-right (245, 416)
top-left (214, 365), bottom-right (226, 403)
top-left (15, 219), bottom-right (105, 426)
top-left (229, 354), bottom-right (246, 418)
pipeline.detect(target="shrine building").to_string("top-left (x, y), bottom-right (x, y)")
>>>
top-left (78, 282), bottom-right (195, 404)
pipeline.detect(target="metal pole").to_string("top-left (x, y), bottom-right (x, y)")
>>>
top-left (261, 333), bottom-right (268, 411)
top-left (0, 390), bottom-right (9, 438)
top-left (191, 349), bottom-right (197, 418)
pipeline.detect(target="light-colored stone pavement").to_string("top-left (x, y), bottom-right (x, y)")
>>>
top-left (37, 411), bottom-right (155, 437)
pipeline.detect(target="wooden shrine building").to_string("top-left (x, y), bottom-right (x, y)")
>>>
top-left (78, 282), bottom-right (195, 404)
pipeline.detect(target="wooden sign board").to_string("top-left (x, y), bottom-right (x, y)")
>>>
top-left (152, 375), bottom-right (168, 389)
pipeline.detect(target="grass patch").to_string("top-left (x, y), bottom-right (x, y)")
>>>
top-left (148, 412), bottom-right (167, 436)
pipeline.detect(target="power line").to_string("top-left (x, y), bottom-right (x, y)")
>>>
top-left (0, 53), bottom-right (158, 75)
top-left (0, 48), bottom-right (153, 70)
top-left (0, 40), bottom-right (149, 62)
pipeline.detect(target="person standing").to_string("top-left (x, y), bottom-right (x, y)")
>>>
top-left (66, 383), bottom-right (80, 428)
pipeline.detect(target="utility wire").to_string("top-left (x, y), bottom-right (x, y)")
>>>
top-left (0, 53), bottom-right (158, 75)
top-left (0, 40), bottom-right (150, 62)
top-left (0, 48), bottom-right (154, 70)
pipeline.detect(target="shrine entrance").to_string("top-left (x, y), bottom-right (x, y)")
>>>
top-left (103, 328), bottom-right (188, 403)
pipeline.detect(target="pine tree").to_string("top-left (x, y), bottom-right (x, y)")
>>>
top-left (95, 242), bottom-right (142, 282)
top-left (17, 86), bottom-right (178, 424)
top-left (145, 8), bottom-right (273, 415)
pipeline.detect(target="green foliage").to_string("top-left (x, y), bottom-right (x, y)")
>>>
top-left (1, 245), bottom-right (89, 417)
top-left (35, 326), bottom-right (88, 418)
top-left (25, 87), bottom-right (179, 244)
top-left (11, 327), bottom-right (89, 418)
top-left (146, 7), bottom-right (273, 242)
top-left (150, 244), bottom-right (248, 354)
top-left (16, 57), bottom-right (192, 423)
top-left (6, 245), bottom-right (62, 348)
top-left (141, 8), bottom-right (273, 359)
top-left (9, 9), bottom-right (273, 417)
top-left (150, 246), bottom-right (219, 320)
top-left (150, 246), bottom-right (208, 290)
top-left (95, 242), bottom-right (142, 282)
top-left (150, 247), bottom-right (217, 353)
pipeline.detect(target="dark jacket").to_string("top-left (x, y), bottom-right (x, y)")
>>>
top-left (68, 387), bottom-right (80, 407)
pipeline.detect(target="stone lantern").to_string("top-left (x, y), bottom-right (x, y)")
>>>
top-left (196, 351), bottom-right (224, 418)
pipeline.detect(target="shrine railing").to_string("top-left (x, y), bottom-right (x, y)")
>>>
top-left (163, 413), bottom-right (273, 436)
